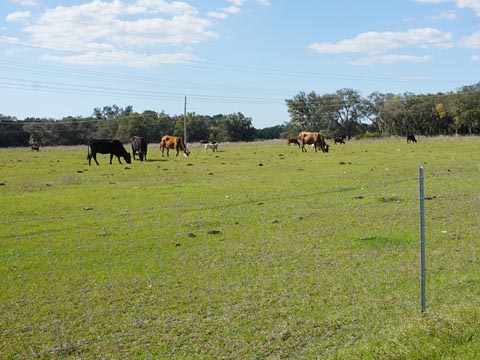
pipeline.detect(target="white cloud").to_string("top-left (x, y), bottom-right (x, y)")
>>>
top-left (428, 10), bottom-right (457, 20)
top-left (416, 0), bottom-right (480, 16)
top-left (0, 35), bottom-right (20, 44)
top-left (471, 55), bottom-right (480, 61)
top-left (207, 11), bottom-right (229, 20)
top-left (15, 0), bottom-right (218, 66)
top-left (228, 0), bottom-right (247, 5)
top-left (349, 54), bottom-right (433, 65)
top-left (456, 0), bottom-right (480, 15)
top-left (255, 0), bottom-right (272, 6)
top-left (6, 10), bottom-right (31, 22)
top-left (220, 6), bottom-right (242, 14)
top-left (227, 0), bottom-right (271, 6)
top-left (42, 50), bottom-right (200, 68)
top-left (9, 0), bottom-right (38, 6)
top-left (309, 28), bottom-right (452, 54)
top-left (209, 0), bottom-right (270, 20)
top-left (416, 0), bottom-right (450, 3)
top-left (460, 31), bottom-right (480, 48)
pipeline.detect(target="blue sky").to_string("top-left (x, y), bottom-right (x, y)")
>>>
top-left (1, 0), bottom-right (480, 128)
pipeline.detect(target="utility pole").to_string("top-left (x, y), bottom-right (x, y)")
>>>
top-left (183, 95), bottom-right (187, 144)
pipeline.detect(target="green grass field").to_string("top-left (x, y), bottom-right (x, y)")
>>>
top-left (1, 137), bottom-right (479, 359)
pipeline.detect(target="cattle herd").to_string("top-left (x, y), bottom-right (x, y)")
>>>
top-left (86, 135), bottom-right (192, 165)
top-left (85, 132), bottom-right (418, 165)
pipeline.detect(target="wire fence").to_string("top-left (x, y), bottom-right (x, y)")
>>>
top-left (1, 168), bottom-right (479, 359)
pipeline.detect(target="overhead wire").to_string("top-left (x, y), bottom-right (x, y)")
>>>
top-left (0, 58), bottom-right (477, 127)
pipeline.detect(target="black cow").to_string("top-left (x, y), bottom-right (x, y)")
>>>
top-left (407, 134), bottom-right (417, 143)
top-left (87, 139), bottom-right (132, 165)
top-left (334, 136), bottom-right (346, 145)
top-left (131, 136), bottom-right (148, 161)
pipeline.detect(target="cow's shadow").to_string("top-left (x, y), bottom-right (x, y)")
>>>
top-left (133, 158), bottom-right (169, 162)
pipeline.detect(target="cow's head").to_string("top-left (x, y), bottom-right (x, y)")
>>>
top-left (184, 149), bottom-right (191, 157)
top-left (323, 144), bottom-right (329, 153)
top-left (124, 152), bottom-right (132, 164)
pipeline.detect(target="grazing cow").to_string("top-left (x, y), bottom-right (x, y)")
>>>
top-left (160, 135), bottom-right (190, 157)
top-left (205, 143), bottom-right (218, 152)
top-left (131, 136), bottom-right (148, 161)
top-left (31, 145), bottom-right (40, 151)
top-left (87, 139), bottom-right (132, 165)
top-left (287, 138), bottom-right (300, 147)
top-left (334, 136), bottom-right (346, 145)
top-left (298, 131), bottom-right (329, 153)
top-left (407, 134), bottom-right (417, 143)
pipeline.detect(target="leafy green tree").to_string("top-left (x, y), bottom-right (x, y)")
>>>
top-left (224, 112), bottom-right (256, 142)
top-left (256, 124), bottom-right (286, 139)
top-left (0, 115), bottom-right (29, 147)
top-left (285, 91), bottom-right (316, 131)
top-left (454, 84), bottom-right (480, 135)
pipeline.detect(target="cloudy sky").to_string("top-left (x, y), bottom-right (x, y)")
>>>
top-left (1, 0), bottom-right (479, 127)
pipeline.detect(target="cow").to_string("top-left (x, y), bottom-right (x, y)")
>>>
top-left (160, 135), bottom-right (190, 157)
top-left (87, 139), bottom-right (132, 165)
top-left (31, 145), bottom-right (40, 151)
top-left (131, 136), bottom-right (148, 161)
top-left (298, 131), bottom-right (329, 153)
top-left (287, 138), bottom-right (300, 147)
top-left (334, 136), bottom-right (346, 145)
top-left (205, 143), bottom-right (218, 152)
top-left (407, 134), bottom-right (417, 143)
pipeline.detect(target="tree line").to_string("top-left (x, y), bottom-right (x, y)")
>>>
top-left (0, 82), bottom-right (479, 147)
top-left (283, 83), bottom-right (480, 138)
top-left (0, 107), bottom-right (260, 147)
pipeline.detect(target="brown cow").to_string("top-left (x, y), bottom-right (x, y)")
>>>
top-left (287, 137), bottom-right (300, 147)
top-left (160, 135), bottom-right (190, 157)
top-left (87, 139), bottom-right (132, 165)
top-left (298, 131), bottom-right (329, 153)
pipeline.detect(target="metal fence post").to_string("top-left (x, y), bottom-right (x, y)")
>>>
top-left (419, 167), bottom-right (426, 313)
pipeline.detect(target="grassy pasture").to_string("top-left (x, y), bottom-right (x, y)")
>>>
top-left (0, 137), bottom-right (479, 359)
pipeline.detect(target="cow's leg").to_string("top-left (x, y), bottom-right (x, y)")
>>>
top-left (117, 155), bottom-right (122, 164)
top-left (92, 153), bottom-right (99, 165)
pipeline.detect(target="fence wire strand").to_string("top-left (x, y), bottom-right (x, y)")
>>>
top-left (0, 170), bottom-right (479, 358)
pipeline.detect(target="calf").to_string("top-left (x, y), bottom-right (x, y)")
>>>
top-left (31, 145), bottom-right (40, 151)
top-left (131, 136), bottom-right (148, 161)
top-left (87, 139), bottom-right (132, 165)
top-left (334, 136), bottom-right (346, 145)
top-left (287, 138), bottom-right (300, 147)
top-left (205, 143), bottom-right (218, 152)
